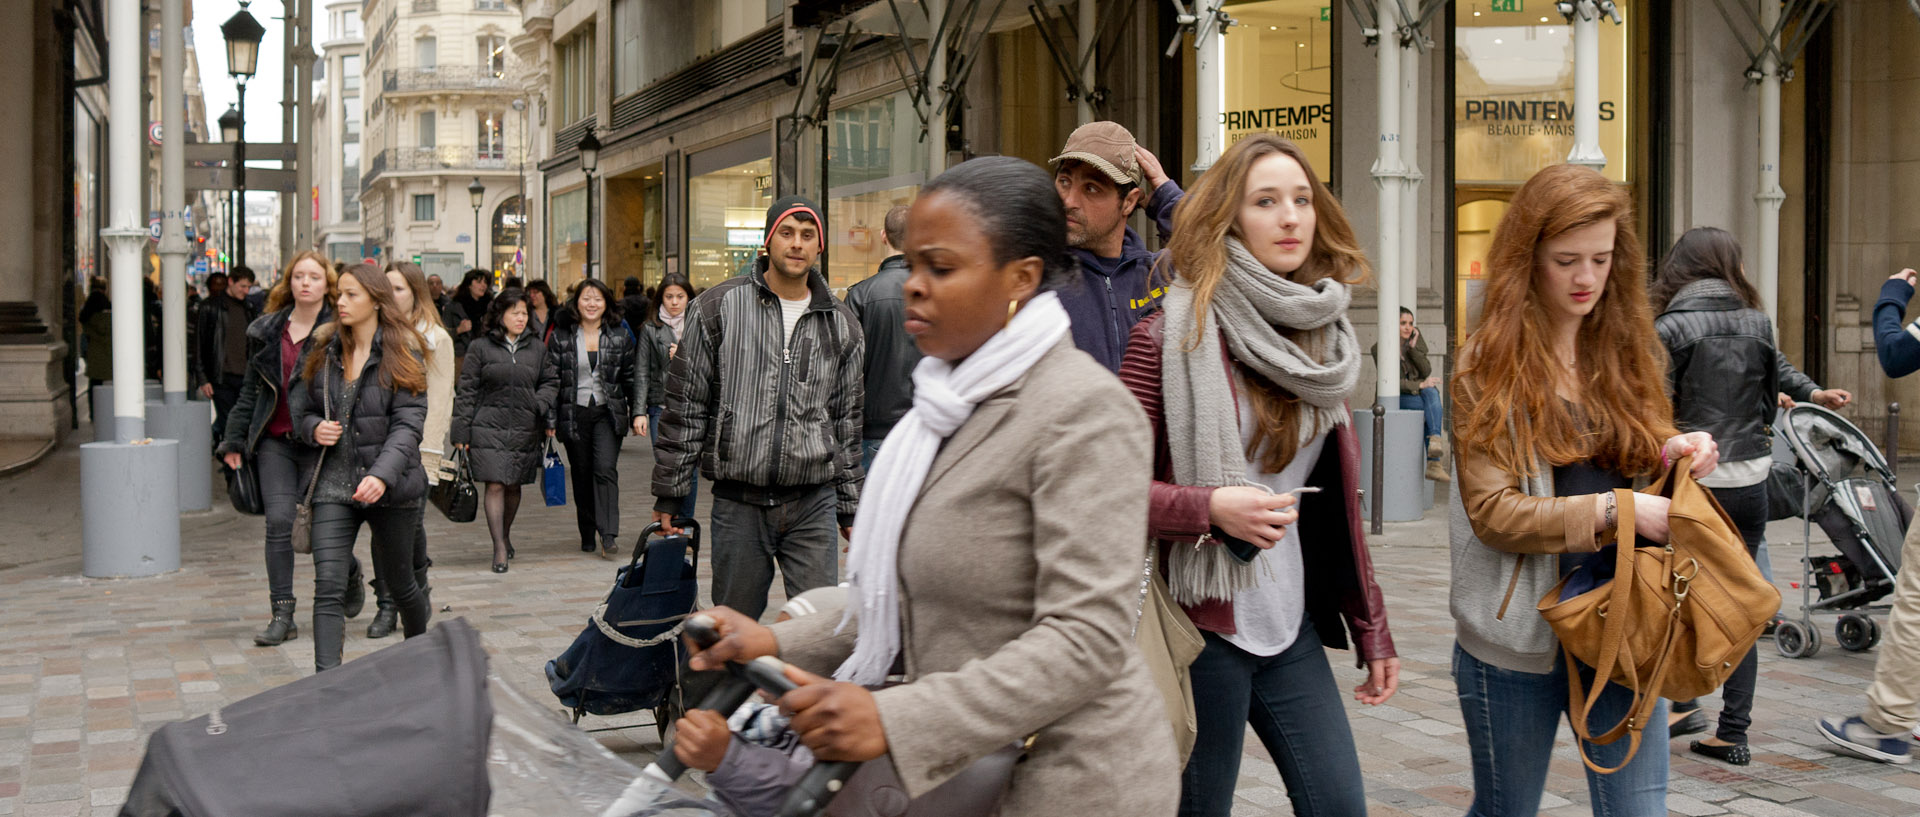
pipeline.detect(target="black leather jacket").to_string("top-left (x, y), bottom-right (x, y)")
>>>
top-left (287, 329), bottom-right (430, 506)
top-left (1656, 286), bottom-right (1819, 464)
top-left (843, 255), bottom-right (920, 440)
top-left (195, 294), bottom-right (260, 385)
top-left (637, 319), bottom-right (677, 408)
top-left (216, 306), bottom-right (333, 457)
top-left (544, 309), bottom-right (642, 442)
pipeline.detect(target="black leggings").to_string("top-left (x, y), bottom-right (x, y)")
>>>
top-left (564, 405), bottom-right (621, 544)
top-left (371, 504), bottom-right (433, 612)
top-left (310, 502), bottom-right (430, 671)
top-left (1673, 480), bottom-right (1768, 743)
top-left (254, 436), bottom-right (307, 603)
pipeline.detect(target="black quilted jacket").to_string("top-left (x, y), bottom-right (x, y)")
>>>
top-left (1656, 284), bottom-right (1819, 464)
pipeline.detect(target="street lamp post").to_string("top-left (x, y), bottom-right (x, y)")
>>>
top-left (468, 177), bottom-right (485, 270)
top-left (578, 131), bottom-right (600, 280)
top-left (222, 2), bottom-right (264, 270)
top-left (217, 107), bottom-right (241, 272)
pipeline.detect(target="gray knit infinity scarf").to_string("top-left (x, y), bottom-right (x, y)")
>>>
top-left (1160, 237), bottom-right (1360, 605)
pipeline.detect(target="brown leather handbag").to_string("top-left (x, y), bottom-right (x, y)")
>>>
top-left (1536, 456), bottom-right (1780, 773)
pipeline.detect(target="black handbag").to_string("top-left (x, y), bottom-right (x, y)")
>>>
top-left (431, 448), bottom-right (479, 523)
top-left (225, 457), bottom-right (264, 516)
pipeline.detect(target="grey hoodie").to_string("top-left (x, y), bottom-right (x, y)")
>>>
top-left (1448, 459), bottom-right (1568, 674)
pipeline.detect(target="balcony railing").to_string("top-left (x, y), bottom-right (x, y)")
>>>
top-left (382, 65), bottom-right (513, 94)
top-left (362, 146), bottom-right (512, 190)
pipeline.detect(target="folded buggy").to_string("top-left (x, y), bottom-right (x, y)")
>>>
top-left (548, 520), bottom-right (702, 740)
top-left (1770, 403), bottom-right (1910, 658)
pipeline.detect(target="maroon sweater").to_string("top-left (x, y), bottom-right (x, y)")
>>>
top-left (1117, 312), bottom-right (1396, 663)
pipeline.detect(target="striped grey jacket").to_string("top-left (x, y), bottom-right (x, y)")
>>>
top-left (650, 258), bottom-right (865, 524)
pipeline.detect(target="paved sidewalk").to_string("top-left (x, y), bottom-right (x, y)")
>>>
top-left (1, 433), bottom-right (1917, 816)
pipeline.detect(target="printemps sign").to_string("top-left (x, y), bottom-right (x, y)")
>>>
top-left (1453, 3), bottom-right (1631, 183)
top-left (1224, 0), bottom-right (1336, 181)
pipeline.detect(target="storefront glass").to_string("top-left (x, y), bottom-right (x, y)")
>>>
top-left (688, 156), bottom-right (773, 291)
top-left (826, 91), bottom-right (927, 293)
top-left (549, 186), bottom-right (587, 293)
top-left (1223, 0), bottom-right (1336, 182)
top-left (1452, 2), bottom-right (1633, 343)
top-left (492, 195), bottom-right (524, 275)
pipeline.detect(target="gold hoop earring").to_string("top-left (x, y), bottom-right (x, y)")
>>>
top-left (1007, 299), bottom-right (1019, 325)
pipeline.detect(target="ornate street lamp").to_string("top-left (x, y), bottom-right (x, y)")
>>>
top-left (468, 177), bottom-right (485, 270)
top-left (221, 2), bottom-right (264, 271)
top-left (578, 131), bottom-right (600, 279)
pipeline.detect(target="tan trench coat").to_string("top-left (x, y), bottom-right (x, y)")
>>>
top-left (769, 337), bottom-right (1180, 817)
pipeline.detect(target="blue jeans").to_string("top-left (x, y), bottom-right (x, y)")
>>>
top-left (860, 438), bottom-right (884, 474)
top-left (1453, 643), bottom-right (1668, 817)
top-left (1178, 624), bottom-right (1366, 817)
top-left (1401, 387), bottom-right (1443, 442)
top-left (648, 405), bottom-right (696, 520)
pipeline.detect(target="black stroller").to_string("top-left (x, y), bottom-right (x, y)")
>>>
top-left (548, 520), bottom-right (703, 741)
top-left (1769, 403), bottom-right (1910, 658)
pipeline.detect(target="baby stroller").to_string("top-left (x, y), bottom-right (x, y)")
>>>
top-left (548, 520), bottom-right (703, 742)
top-left (1769, 403), bottom-right (1910, 658)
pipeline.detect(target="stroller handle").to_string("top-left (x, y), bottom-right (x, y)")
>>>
top-left (667, 615), bottom-right (864, 817)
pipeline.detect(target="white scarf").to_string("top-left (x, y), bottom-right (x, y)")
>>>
top-left (835, 292), bottom-right (1072, 685)
top-left (658, 304), bottom-right (686, 341)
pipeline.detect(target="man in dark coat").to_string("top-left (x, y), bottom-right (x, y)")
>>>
top-left (843, 204), bottom-right (919, 472)
top-left (1050, 121), bottom-right (1184, 372)
top-left (196, 267), bottom-right (260, 442)
top-left (650, 195), bottom-right (865, 620)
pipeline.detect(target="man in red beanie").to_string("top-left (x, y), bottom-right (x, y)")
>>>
top-left (650, 195), bottom-right (865, 620)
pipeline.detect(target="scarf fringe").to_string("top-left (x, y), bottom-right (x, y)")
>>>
top-left (1166, 542), bottom-right (1261, 607)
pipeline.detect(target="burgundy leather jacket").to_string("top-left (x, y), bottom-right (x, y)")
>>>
top-left (1118, 313), bottom-right (1397, 663)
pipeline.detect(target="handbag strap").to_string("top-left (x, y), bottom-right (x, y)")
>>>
top-left (300, 356), bottom-right (360, 503)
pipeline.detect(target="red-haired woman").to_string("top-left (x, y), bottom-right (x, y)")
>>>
top-left (1449, 163), bottom-right (1718, 815)
top-left (1118, 133), bottom-right (1397, 817)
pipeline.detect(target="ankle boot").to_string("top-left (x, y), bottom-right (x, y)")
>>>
top-left (1425, 458), bottom-right (1452, 483)
top-left (254, 600), bottom-right (299, 646)
top-left (344, 561), bottom-right (367, 619)
top-left (366, 606), bottom-right (398, 639)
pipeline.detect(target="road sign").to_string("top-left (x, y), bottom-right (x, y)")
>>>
top-left (194, 256), bottom-right (208, 276)
top-left (184, 143), bottom-right (299, 164)
top-left (148, 122), bottom-right (163, 145)
top-left (184, 166), bottom-right (298, 194)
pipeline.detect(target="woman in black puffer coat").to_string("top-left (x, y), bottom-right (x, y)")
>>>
top-left (637, 274), bottom-right (696, 521)
top-left (451, 289), bottom-right (559, 573)
top-left (546, 278), bottom-right (643, 558)
top-left (287, 263), bottom-right (432, 672)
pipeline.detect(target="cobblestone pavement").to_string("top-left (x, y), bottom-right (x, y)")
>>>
top-left (2, 435), bottom-right (1918, 816)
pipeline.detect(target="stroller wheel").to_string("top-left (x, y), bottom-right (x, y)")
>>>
top-left (1838, 614), bottom-right (1878, 652)
top-left (1776, 619), bottom-right (1821, 659)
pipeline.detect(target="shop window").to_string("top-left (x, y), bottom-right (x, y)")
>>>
top-left (825, 91), bottom-right (927, 292)
top-left (1222, 1), bottom-right (1337, 183)
top-left (477, 110), bottom-right (505, 160)
top-left (1453, 3), bottom-right (1632, 184)
top-left (413, 193), bottom-right (436, 222)
top-left (688, 153), bottom-right (773, 291)
top-left (479, 34), bottom-right (506, 77)
top-left (550, 186), bottom-right (588, 292)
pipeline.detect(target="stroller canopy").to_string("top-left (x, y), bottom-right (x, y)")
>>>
top-left (120, 619), bottom-right (495, 817)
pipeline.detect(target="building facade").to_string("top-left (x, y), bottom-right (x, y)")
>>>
top-left (314, 0), bottom-right (368, 265)
top-left (358, 0), bottom-right (530, 285)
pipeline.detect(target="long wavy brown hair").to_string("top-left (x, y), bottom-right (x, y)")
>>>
top-left (264, 250), bottom-right (339, 313)
top-left (303, 262), bottom-right (427, 394)
top-left (1452, 163), bottom-right (1675, 477)
top-left (1160, 133), bottom-right (1371, 472)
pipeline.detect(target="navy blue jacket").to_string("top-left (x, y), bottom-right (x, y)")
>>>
top-left (1875, 278), bottom-right (1920, 378)
top-left (1062, 180), bottom-right (1184, 371)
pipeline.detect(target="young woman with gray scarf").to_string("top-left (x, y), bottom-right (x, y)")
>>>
top-left (1117, 133), bottom-right (1398, 817)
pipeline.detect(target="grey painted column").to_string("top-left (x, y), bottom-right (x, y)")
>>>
top-left (293, 0), bottom-right (315, 252)
top-left (156, 0), bottom-right (210, 511)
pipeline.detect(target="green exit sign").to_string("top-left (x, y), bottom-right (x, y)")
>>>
top-left (1491, 0), bottom-right (1521, 11)
top-left (1320, 6), bottom-right (1330, 21)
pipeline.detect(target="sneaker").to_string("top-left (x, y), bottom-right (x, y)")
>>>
top-left (1817, 716), bottom-right (1912, 765)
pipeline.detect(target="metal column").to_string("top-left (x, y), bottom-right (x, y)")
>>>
top-left (157, 0), bottom-right (211, 511)
top-left (927, 0), bottom-right (948, 175)
top-left (1076, 0), bottom-right (1096, 124)
top-left (1756, 0), bottom-right (1785, 326)
top-left (1192, 3), bottom-right (1226, 172)
top-left (294, 0), bottom-right (315, 253)
top-left (1370, 0), bottom-right (1402, 407)
top-left (1566, 1), bottom-right (1609, 170)
top-left (1398, 37), bottom-right (1420, 312)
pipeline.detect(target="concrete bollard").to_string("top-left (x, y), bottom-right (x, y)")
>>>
top-left (80, 437), bottom-right (181, 577)
top-left (148, 398), bottom-right (212, 512)
top-left (1353, 408), bottom-right (1428, 523)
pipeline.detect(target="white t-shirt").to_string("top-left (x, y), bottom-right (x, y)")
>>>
top-left (780, 295), bottom-right (810, 346)
top-left (1222, 386), bottom-right (1327, 658)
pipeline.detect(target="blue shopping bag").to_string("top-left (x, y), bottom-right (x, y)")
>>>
top-left (542, 440), bottom-right (567, 507)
